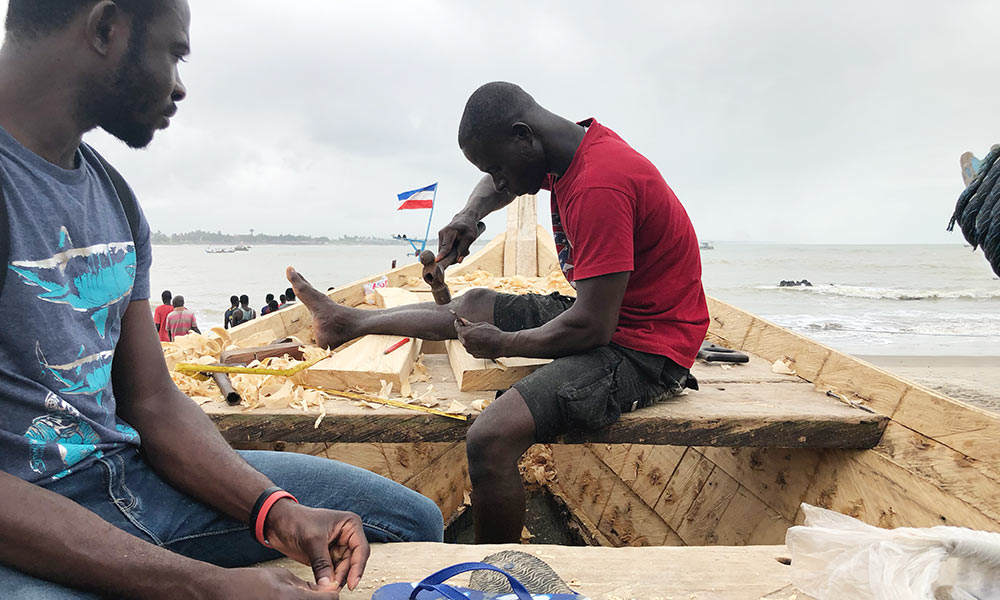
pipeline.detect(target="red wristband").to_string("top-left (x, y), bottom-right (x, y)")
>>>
top-left (253, 490), bottom-right (298, 547)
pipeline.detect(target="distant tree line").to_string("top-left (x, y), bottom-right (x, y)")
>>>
top-left (150, 230), bottom-right (408, 245)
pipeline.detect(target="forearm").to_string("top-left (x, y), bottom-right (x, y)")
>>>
top-left (123, 386), bottom-right (274, 523)
top-left (502, 314), bottom-right (610, 359)
top-left (0, 470), bottom-right (214, 599)
top-left (458, 175), bottom-right (515, 221)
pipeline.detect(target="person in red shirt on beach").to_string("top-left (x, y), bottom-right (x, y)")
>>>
top-left (289, 81), bottom-right (709, 544)
top-left (152, 289), bottom-right (173, 342)
top-left (164, 295), bottom-right (200, 340)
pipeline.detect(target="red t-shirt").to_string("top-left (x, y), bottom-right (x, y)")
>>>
top-left (153, 303), bottom-right (173, 342)
top-left (544, 119), bottom-right (709, 368)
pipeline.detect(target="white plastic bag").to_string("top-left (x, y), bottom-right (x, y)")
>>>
top-left (786, 503), bottom-right (1000, 600)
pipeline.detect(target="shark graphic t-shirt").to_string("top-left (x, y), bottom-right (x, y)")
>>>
top-left (0, 126), bottom-right (150, 484)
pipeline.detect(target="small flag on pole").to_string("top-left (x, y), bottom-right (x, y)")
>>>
top-left (397, 183), bottom-right (437, 210)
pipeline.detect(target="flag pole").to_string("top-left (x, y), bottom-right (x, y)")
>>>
top-left (419, 183), bottom-right (437, 255)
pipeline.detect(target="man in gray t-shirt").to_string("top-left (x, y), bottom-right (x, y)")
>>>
top-left (0, 1), bottom-right (441, 598)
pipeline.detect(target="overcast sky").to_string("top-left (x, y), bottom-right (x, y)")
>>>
top-left (5, 0), bottom-right (1000, 244)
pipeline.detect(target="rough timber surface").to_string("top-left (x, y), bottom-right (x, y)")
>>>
top-left (264, 543), bottom-right (808, 600)
top-left (206, 355), bottom-right (885, 448)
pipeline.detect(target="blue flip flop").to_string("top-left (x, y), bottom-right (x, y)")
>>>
top-left (372, 561), bottom-right (588, 600)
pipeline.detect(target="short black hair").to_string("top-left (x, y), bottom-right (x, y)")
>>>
top-left (230, 295), bottom-right (239, 306)
top-left (5, 0), bottom-right (166, 41)
top-left (161, 289), bottom-right (172, 304)
top-left (279, 294), bottom-right (286, 303)
top-left (266, 293), bottom-right (274, 303)
top-left (285, 287), bottom-right (295, 301)
top-left (239, 294), bottom-right (249, 305)
top-left (172, 295), bottom-right (184, 307)
top-left (458, 82), bottom-right (536, 148)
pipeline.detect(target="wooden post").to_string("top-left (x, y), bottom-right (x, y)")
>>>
top-left (503, 195), bottom-right (538, 277)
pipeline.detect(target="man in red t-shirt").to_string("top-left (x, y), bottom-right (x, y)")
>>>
top-left (289, 81), bottom-right (709, 543)
top-left (152, 289), bottom-right (173, 342)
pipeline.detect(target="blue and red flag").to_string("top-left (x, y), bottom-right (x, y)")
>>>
top-left (397, 183), bottom-right (437, 210)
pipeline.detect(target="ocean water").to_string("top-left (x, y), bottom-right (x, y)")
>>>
top-left (149, 242), bottom-right (1000, 356)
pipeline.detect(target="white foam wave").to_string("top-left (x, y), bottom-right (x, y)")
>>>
top-left (756, 284), bottom-right (1000, 301)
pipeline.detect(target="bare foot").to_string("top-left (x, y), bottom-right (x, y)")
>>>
top-left (286, 267), bottom-right (360, 349)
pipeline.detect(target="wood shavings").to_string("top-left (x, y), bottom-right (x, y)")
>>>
top-left (409, 355), bottom-right (431, 383)
top-left (399, 377), bottom-right (412, 399)
top-left (377, 380), bottom-right (393, 399)
top-left (470, 399), bottom-right (492, 412)
top-left (772, 358), bottom-right (797, 375)
top-left (518, 445), bottom-right (557, 486)
top-left (445, 399), bottom-right (466, 414)
top-left (444, 268), bottom-right (575, 297)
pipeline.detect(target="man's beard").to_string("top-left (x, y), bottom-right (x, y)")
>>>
top-left (87, 41), bottom-right (161, 149)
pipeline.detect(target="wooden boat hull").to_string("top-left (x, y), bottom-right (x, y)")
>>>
top-left (222, 196), bottom-right (1000, 546)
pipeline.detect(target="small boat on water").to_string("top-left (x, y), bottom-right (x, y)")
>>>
top-left (234, 243), bottom-right (251, 251)
top-left (205, 246), bottom-right (235, 254)
top-left (700, 241), bottom-right (714, 250)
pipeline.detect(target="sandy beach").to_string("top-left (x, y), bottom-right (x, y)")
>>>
top-left (860, 355), bottom-right (1000, 413)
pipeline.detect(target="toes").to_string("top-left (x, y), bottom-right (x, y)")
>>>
top-left (286, 266), bottom-right (329, 308)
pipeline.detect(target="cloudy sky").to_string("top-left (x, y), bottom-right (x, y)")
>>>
top-left (5, 0), bottom-right (1000, 243)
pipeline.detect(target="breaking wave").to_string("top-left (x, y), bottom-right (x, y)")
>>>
top-left (757, 284), bottom-right (1000, 301)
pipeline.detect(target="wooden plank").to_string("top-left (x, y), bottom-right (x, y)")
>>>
top-left (536, 224), bottom-right (561, 276)
top-left (264, 543), bottom-right (808, 599)
top-left (873, 421), bottom-right (1000, 523)
top-left (515, 194), bottom-right (537, 277)
top-left (598, 478), bottom-right (684, 547)
top-left (449, 232), bottom-right (506, 279)
top-left (693, 354), bottom-right (805, 385)
top-left (713, 486), bottom-right (793, 546)
top-left (502, 195), bottom-right (538, 277)
top-left (813, 351), bottom-right (909, 416)
top-left (293, 288), bottom-right (423, 392)
top-left (800, 450), bottom-right (1000, 532)
top-left (405, 442), bottom-right (470, 524)
top-left (617, 445), bottom-right (686, 509)
top-left (548, 445), bottom-right (617, 529)
top-left (696, 447), bottom-right (823, 522)
top-left (891, 385), bottom-right (1000, 476)
top-left (655, 448), bottom-right (716, 530)
top-left (705, 296), bottom-right (755, 351)
top-left (209, 381), bottom-right (885, 448)
top-left (445, 339), bottom-right (550, 391)
top-left (560, 382), bottom-right (888, 448)
top-left (675, 466), bottom-right (742, 545)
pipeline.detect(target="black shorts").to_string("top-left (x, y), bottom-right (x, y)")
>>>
top-left (493, 292), bottom-right (698, 442)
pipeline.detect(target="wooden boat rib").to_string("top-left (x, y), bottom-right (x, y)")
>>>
top-left (211, 194), bottom-right (1000, 555)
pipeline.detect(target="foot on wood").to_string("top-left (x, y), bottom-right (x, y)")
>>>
top-left (285, 266), bottom-right (359, 349)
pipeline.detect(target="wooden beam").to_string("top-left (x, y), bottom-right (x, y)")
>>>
top-left (559, 382), bottom-right (887, 448)
top-left (445, 339), bottom-right (550, 391)
top-left (503, 195), bottom-right (538, 277)
top-left (536, 224), bottom-right (561, 276)
top-left (449, 232), bottom-right (506, 279)
top-left (262, 543), bottom-right (807, 599)
top-left (293, 288), bottom-right (423, 392)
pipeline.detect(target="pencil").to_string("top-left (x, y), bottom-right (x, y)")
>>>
top-left (383, 337), bottom-right (411, 355)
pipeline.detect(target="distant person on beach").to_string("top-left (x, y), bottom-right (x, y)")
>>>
top-left (268, 299), bottom-right (281, 314)
top-left (261, 292), bottom-right (275, 315)
top-left (164, 295), bottom-right (200, 340)
top-left (279, 293), bottom-right (287, 309)
top-left (289, 81), bottom-right (708, 544)
top-left (285, 287), bottom-right (297, 305)
top-left (153, 289), bottom-right (173, 341)
top-left (0, 2), bottom-right (441, 597)
top-left (223, 294), bottom-right (239, 329)
top-left (237, 294), bottom-right (257, 323)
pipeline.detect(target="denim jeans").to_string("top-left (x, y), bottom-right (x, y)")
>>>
top-left (0, 448), bottom-right (444, 599)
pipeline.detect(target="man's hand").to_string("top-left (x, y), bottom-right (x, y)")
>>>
top-left (455, 317), bottom-right (508, 359)
top-left (207, 568), bottom-right (341, 600)
top-left (264, 501), bottom-right (370, 592)
top-left (437, 212), bottom-right (482, 264)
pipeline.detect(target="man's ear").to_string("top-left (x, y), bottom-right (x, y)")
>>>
top-left (511, 121), bottom-right (534, 141)
top-left (84, 0), bottom-right (127, 58)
